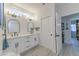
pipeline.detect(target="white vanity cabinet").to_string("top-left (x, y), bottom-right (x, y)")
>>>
top-left (20, 35), bottom-right (39, 53)
top-left (7, 34), bottom-right (39, 54)
top-left (31, 35), bottom-right (39, 47)
top-left (7, 39), bottom-right (16, 52)
top-left (14, 38), bottom-right (25, 53)
top-left (23, 36), bottom-right (33, 50)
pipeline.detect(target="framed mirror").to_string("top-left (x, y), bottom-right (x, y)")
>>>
top-left (27, 20), bottom-right (34, 34)
top-left (7, 19), bottom-right (20, 34)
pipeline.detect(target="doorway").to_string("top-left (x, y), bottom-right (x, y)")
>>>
top-left (61, 13), bottom-right (79, 45)
top-left (60, 15), bottom-right (79, 56)
top-left (71, 21), bottom-right (76, 39)
top-left (70, 20), bottom-right (79, 46)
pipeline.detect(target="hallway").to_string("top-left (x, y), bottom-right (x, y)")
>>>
top-left (60, 38), bottom-right (79, 56)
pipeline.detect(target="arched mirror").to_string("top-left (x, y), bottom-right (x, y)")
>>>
top-left (8, 19), bottom-right (20, 36)
top-left (27, 19), bottom-right (34, 34)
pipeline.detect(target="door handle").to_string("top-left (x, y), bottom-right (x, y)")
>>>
top-left (56, 35), bottom-right (60, 37)
top-left (50, 34), bottom-right (53, 36)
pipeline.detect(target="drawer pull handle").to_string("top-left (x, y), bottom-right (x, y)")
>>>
top-left (27, 36), bottom-right (31, 38)
top-left (34, 38), bottom-right (37, 41)
top-left (26, 46), bottom-right (30, 47)
top-left (15, 43), bottom-right (19, 48)
top-left (26, 41), bottom-right (30, 42)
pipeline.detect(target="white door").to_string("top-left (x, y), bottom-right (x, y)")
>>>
top-left (55, 12), bottom-right (62, 55)
top-left (41, 16), bottom-right (55, 51)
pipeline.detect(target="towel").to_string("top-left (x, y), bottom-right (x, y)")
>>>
top-left (3, 34), bottom-right (9, 50)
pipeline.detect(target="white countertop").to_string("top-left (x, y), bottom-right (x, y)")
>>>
top-left (7, 32), bottom-right (40, 39)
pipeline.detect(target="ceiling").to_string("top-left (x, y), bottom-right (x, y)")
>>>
top-left (13, 3), bottom-right (45, 14)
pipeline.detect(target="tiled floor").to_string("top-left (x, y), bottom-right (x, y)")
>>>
top-left (59, 38), bottom-right (79, 56)
top-left (21, 38), bottom-right (79, 56)
top-left (21, 45), bottom-right (56, 56)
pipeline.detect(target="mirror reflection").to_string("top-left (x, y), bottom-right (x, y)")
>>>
top-left (27, 19), bottom-right (34, 34)
top-left (8, 19), bottom-right (20, 36)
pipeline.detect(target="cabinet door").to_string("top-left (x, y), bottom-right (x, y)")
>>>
top-left (29, 36), bottom-right (35, 47)
top-left (31, 35), bottom-right (39, 47)
top-left (23, 37), bottom-right (32, 50)
top-left (16, 38), bottom-right (25, 53)
top-left (7, 39), bottom-right (16, 52)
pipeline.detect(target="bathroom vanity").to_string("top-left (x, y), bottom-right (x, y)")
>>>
top-left (7, 34), bottom-right (39, 54)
